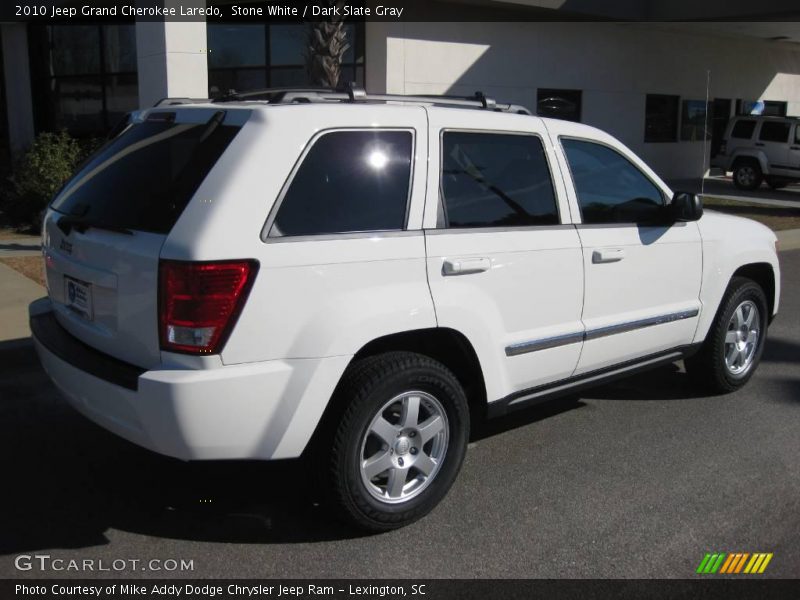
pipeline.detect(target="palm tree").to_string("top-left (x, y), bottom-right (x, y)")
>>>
top-left (306, 1), bottom-right (350, 89)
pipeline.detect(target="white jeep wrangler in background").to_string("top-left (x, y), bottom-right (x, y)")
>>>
top-left (712, 114), bottom-right (800, 190)
top-left (30, 87), bottom-right (780, 531)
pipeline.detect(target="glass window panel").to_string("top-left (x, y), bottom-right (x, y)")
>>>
top-left (52, 120), bottom-right (242, 233)
top-left (50, 77), bottom-right (104, 136)
top-left (270, 24), bottom-right (309, 66)
top-left (441, 132), bottom-right (559, 228)
top-left (208, 24), bottom-right (266, 68)
top-left (208, 69), bottom-right (267, 97)
top-left (269, 67), bottom-right (309, 87)
top-left (731, 120), bottom-right (756, 139)
top-left (562, 139), bottom-right (664, 224)
top-left (103, 25), bottom-right (137, 73)
top-left (644, 94), bottom-right (679, 143)
top-left (758, 121), bottom-right (790, 143)
top-left (273, 131), bottom-right (412, 236)
top-left (105, 73), bottom-right (139, 126)
top-left (680, 100), bottom-right (710, 141)
top-left (51, 26), bottom-right (100, 75)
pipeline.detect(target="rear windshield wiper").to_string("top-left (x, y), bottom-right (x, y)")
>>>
top-left (56, 215), bottom-right (134, 236)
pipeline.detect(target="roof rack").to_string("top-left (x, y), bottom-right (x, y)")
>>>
top-left (203, 84), bottom-right (532, 115)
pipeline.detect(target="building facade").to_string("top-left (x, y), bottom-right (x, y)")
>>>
top-left (2, 2), bottom-right (800, 180)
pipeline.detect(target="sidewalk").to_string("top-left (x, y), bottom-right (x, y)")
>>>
top-left (0, 236), bottom-right (41, 258)
top-left (0, 261), bottom-right (44, 342)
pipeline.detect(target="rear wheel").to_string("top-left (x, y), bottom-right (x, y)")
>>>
top-left (732, 161), bottom-right (762, 191)
top-left (325, 352), bottom-right (469, 531)
top-left (685, 277), bottom-right (768, 393)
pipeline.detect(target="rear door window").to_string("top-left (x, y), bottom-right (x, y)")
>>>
top-left (440, 131), bottom-right (559, 228)
top-left (270, 130), bottom-right (413, 237)
top-left (730, 120), bottom-right (756, 139)
top-left (758, 121), bottom-right (791, 143)
top-left (51, 112), bottom-right (241, 234)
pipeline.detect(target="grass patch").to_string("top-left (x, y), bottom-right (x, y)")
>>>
top-left (701, 196), bottom-right (800, 231)
top-left (0, 255), bottom-right (45, 287)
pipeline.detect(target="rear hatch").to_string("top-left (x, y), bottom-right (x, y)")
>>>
top-left (42, 107), bottom-right (245, 369)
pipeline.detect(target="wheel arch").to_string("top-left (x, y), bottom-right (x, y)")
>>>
top-left (307, 328), bottom-right (489, 454)
top-left (732, 262), bottom-right (777, 323)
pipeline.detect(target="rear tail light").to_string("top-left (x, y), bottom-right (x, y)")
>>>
top-left (158, 259), bottom-right (258, 354)
top-left (719, 141), bottom-right (727, 155)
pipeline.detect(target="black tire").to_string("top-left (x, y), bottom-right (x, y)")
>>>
top-left (685, 277), bottom-right (768, 393)
top-left (325, 351), bottom-right (469, 532)
top-left (732, 160), bottom-right (762, 191)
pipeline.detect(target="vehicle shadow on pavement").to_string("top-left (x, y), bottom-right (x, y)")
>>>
top-left (0, 340), bottom-right (366, 553)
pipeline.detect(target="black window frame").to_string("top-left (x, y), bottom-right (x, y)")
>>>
top-left (437, 129), bottom-right (561, 230)
top-left (559, 136), bottom-right (667, 226)
top-left (757, 120), bottom-right (791, 144)
top-left (644, 94), bottom-right (680, 143)
top-left (263, 127), bottom-right (416, 241)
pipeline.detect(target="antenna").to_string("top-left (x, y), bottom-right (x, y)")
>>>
top-left (701, 69), bottom-right (711, 197)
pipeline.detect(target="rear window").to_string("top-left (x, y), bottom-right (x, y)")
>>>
top-left (51, 113), bottom-right (241, 234)
top-left (758, 121), bottom-right (790, 143)
top-left (730, 120), bottom-right (756, 139)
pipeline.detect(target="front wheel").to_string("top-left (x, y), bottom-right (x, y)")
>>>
top-left (326, 352), bottom-right (469, 532)
top-left (685, 277), bottom-right (768, 393)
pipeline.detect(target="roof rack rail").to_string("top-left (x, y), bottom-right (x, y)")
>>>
top-left (210, 83), bottom-right (532, 114)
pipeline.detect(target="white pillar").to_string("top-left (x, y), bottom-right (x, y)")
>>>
top-left (135, 1), bottom-right (208, 107)
top-left (1, 23), bottom-right (36, 156)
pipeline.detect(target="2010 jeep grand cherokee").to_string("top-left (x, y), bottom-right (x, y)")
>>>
top-left (30, 87), bottom-right (780, 531)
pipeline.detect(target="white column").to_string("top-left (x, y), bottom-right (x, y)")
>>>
top-left (135, 0), bottom-right (208, 107)
top-left (1, 23), bottom-right (35, 156)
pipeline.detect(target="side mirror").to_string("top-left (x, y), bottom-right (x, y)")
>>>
top-left (669, 191), bottom-right (703, 222)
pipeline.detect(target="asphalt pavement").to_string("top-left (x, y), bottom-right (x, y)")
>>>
top-left (1, 251), bottom-right (798, 579)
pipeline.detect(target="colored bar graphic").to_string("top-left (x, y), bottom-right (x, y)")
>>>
top-left (719, 554), bottom-right (736, 574)
top-left (735, 553), bottom-right (749, 573)
top-left (700, 552), bottom-right (772, 575)
top-left (758, 554), bottom-right (773, 573)
top-left (710, 553), bottom-right (726, 573)
top-left (696, 554), bottom-right (712, 574)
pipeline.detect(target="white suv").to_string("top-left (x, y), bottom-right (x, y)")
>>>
top-left (30, 87), bottom-right (780, 531)
top-left (712, 115), bottom-right (800, 190)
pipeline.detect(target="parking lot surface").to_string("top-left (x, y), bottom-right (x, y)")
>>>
top-left (2, 251), bottom-right (798, 579)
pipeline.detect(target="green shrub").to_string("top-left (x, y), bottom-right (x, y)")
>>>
top-left (2, 130), bottom-right (98, 230)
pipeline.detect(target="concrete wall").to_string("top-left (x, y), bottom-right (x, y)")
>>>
top-left (136, 1), bottom-right (208, 107)
top-left (366, 22), bottom-right (800, 179)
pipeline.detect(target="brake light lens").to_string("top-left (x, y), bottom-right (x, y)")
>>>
top-left (159, 259), bottom-right (258, 354)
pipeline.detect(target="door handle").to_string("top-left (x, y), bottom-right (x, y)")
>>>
top-left (442, 257), bottom-right (491, 276)
top-left (593, 249), bottom-right (625, 264)
top-left (755, 142), bottom-right (765, 147)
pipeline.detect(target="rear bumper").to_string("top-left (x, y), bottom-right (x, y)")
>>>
top-left (30, 298), bottom-right (350, 461)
